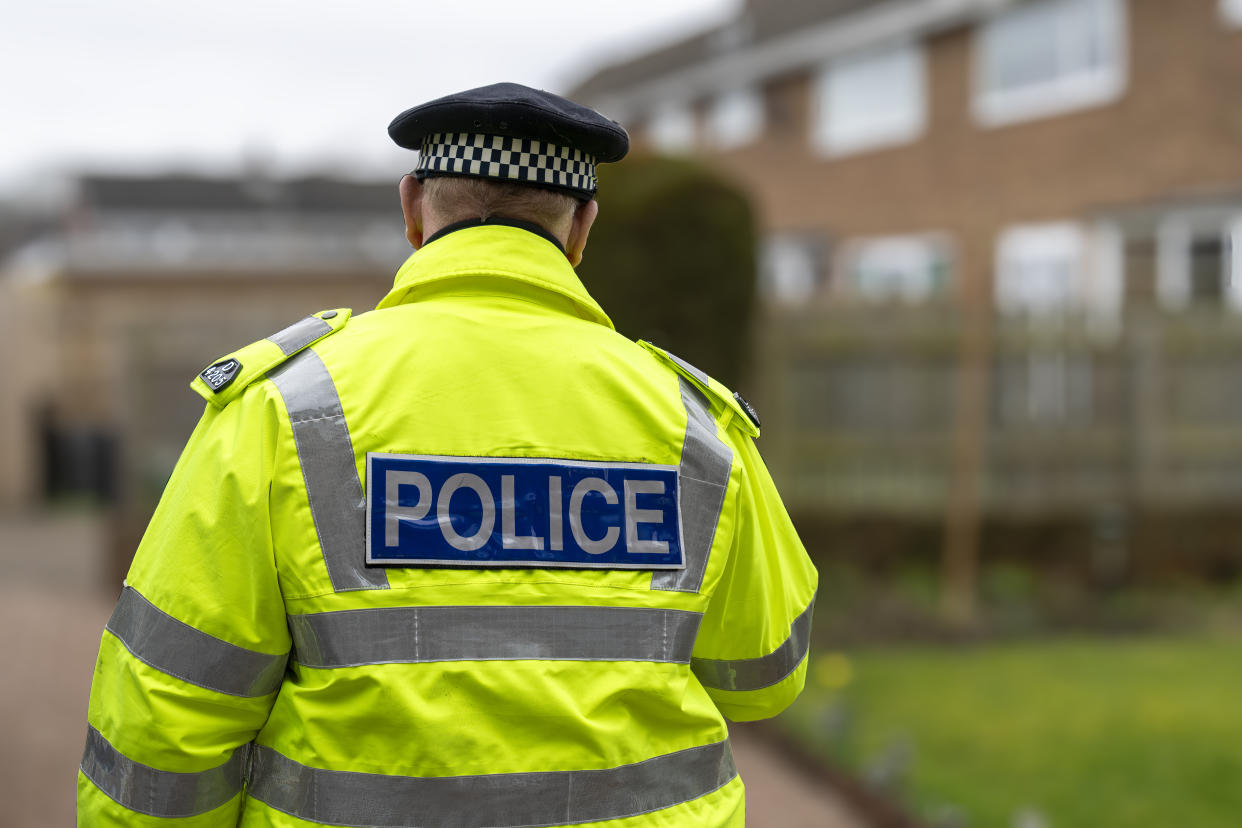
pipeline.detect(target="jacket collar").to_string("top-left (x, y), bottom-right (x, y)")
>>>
top-left (423, 216), bottom-right (566, 254)
top-left (376, 223), bottom-right (614, 330)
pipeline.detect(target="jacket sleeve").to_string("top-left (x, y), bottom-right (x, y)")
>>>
top-left (692, 429), bottom-right (818, 722)
top-left (78, 389), bottom-right (291, 826)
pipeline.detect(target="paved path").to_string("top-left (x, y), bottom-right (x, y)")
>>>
top-left (0, 514), bottom-right (116, 828)
top-left (0, 579), bottom-right (113, 827)
top-left (0, 514), bottom-right (867, 827)
top-left (730, 723), bottom-right (872, 827)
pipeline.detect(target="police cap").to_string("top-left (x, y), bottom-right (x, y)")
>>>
top-left (389, 82), bottom-right (629, 201)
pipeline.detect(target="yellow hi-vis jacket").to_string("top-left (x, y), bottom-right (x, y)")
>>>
top-left (79, 222), bottom-right (818, 827)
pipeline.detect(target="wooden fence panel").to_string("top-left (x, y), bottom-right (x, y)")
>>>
top-left (756, 308), bottom-right (1242, 518)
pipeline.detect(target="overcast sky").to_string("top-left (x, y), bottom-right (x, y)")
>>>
top-left (0, 0), bottom-right (733, 193)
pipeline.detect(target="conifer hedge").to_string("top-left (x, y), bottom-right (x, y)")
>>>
top-left (579, 155), bottom-right (756, 389)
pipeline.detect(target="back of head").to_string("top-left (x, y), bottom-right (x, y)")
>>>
top-left (422, 176), bottom-right (579, 240)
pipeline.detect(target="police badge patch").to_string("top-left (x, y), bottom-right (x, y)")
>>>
top-left (200, 358), bottom-right (242, 393)
top-left (366, 453), bottom-right (686, 570)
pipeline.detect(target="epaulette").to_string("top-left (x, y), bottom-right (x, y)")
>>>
top-left (638, 340), bottom-right (760, 438)
top-left (190, 309), bottom-right (352, 408)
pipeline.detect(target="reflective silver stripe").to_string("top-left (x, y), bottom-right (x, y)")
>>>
top-left (266, 315), bottom-right (332, 356)
top-left (652, 378), bottom-right (733, 593)
top-left (269, 348), bottom-right (388, 591)
top-left (692, 595), bottom-right (816, 692)
top-left (106, 586), bottom-right (287, 697)
top-left (665, 350), bottom-right (711, 388)
top-left (290, 605), bottom-right (702, 668)
top-left (80, 725), bottom-right (246, 818)
top-left (248, 739), bottom-right (736, 828)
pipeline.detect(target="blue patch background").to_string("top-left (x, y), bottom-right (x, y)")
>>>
top-left (367, 454), bottom-right (684, 569)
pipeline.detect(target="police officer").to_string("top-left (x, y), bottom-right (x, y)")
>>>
top-left (79, 83), bottom-right (818, 827)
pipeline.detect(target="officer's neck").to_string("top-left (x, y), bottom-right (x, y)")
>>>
top-left (421, 216), bottom-right (567, 254)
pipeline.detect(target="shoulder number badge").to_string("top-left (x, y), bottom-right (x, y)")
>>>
top-left (734, 392), bottom-right (761, 429)
top-left (200, 358), bottom-right (242, 393)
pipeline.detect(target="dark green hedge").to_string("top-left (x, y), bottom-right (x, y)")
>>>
top-left (579, 155), bottom-right (756, 389)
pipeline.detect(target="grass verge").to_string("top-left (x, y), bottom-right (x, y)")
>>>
top-left (780, 634), bottom-right (1242, 827)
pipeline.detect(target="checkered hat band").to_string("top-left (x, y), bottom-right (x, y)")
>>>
top-left (416, 133), bottom-right (598, 194)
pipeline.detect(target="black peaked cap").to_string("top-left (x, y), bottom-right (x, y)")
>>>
top-left (388, 83), bottom-right (629, 163)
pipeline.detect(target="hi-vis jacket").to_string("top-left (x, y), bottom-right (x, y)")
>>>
top-left (79, 222), bottom-right (818, 827)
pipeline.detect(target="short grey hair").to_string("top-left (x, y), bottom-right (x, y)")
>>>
top-left (423, 177), bottom-right (580, 239)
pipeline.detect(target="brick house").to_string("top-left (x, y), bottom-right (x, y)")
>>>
top-left (571, 0), bottom-right (1242, 583)
top-left (573, 0), bottom-right (1242, 319)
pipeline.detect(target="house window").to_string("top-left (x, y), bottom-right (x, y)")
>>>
top-left (812, 42), bottom-right (926, 156)
top-left (995, 222), bottom-right (1097, 425)
top-left (760, 234), bottom-right (825, 304)
top-left (995, 219), bottom-right (1121, 327)
top-left (840, 235), bottom-right (952, 304)
top-left (1223, 0), bottom-right (1242, 27)
top-left (1189, 237), bottom-right (1227, 305)
top-left (1155, 215), bottom-right (1241, 311)
top-left (995, 223), bottom-right (1087, 316)
top-left (647, 102), bottom-right (696, 153)
top-left (708, 87), bottom-right (764, 149)
top-left (974, 0), bottom-right (1126, 127)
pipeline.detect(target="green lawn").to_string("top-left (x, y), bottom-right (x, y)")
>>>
top-left (781, 635), bottom-right (1242, 827)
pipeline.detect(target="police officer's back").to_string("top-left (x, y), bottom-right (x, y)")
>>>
top-left (79, 83), bottom-right (818, 828)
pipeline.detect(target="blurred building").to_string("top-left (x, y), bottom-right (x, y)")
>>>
top-left (0, 174), bottom-right (409, 515)
top-left (573, 0), bottom-right (1242, 566)
top-left (575, 0), bottom-right (1241, 319)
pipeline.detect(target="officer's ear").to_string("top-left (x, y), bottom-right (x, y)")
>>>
top-left (399, 174), bottom-right (425, 249)
top-left (566, 199), bottom-right (598, 268)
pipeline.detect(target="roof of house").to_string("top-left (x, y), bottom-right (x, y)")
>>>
top-left (76, 174), bottom-right (397, 215)
top-left (0, 173), bottom-right (411, 277)
top-left (569, 0), bottom-right (887, 102)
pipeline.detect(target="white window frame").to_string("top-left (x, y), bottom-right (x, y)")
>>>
top-left (1085, 220), bottom-right (1123, 334)
top-left (837, 233), bottom-right (953, 304)
top-left (1155, 211), bottom-right (1242, 311)
top-left (707, 86), bottom-right (764, 150)
top-left (995, 221), bottom-right (1090, 317)
top-left (1156, 218), bottom-right (1192, 310)
top-left (973, 0), bottom-right (1128, 128)
top-left (759, 234), bottom-right (825, 305)
top-left (646, 102), bottom-right (696, 154)
top-left (1223, 0), bottom-right (1242, 27)
top-left (811, 41), bottom-right (927, 158)
top-left (1230, 216), bottom-right (1242, 311)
